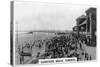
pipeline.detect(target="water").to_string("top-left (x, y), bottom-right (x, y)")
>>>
top-left (16, 32), bottom-right (55, 45)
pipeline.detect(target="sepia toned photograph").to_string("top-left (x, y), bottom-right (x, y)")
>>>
top-left (11, 1), bottom-right (96, 65)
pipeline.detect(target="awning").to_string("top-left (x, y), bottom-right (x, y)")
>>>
top-left (78, 20), bottom-right (87, 26)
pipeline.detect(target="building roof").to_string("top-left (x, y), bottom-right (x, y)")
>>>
top-left (76, 15), bottom-right (87, 24)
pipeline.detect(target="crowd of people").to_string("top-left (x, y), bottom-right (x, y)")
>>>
top-left (42, 33), bottom-right (93, 61)
top-left (17, 33), bottom-right (96, 64)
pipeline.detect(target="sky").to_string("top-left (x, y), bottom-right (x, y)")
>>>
top-left (14, 2), bottom-right (91, 31)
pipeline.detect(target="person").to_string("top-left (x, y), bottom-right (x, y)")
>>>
top-left (36, 52), bottom-right (40, 58)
